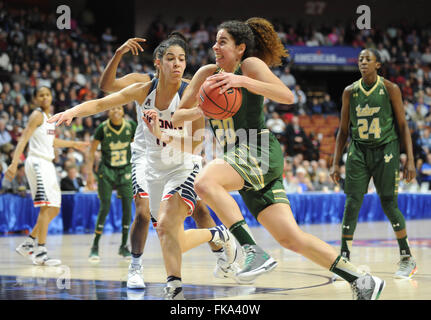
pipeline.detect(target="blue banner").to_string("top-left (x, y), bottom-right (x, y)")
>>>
top-left (286, 46), bottom-right (362, 66)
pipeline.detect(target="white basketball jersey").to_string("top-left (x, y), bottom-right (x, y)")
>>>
top-left (135, 79), bottom-right (195, 179)
top-left (28, 108), bottom-right (55, 161)
top-left (131, 102), bottom-right (146, 164)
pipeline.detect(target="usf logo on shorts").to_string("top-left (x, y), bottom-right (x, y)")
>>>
top-left (384, 153), bottom-right (393, 163)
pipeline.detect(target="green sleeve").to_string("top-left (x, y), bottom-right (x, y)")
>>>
top-left (93, 123), bottom-right (104, 141)
top-left (129, 120), bottom-right (137, 139)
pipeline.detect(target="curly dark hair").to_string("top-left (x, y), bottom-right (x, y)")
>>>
top-left (217, 18), bottom-right (288, 68)
top-left (245, 17), bottom-right (288, 67)
top-left (218, 20), bottom-right (255, 60)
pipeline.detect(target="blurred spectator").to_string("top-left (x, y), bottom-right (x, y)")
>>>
top-left (421, 47), bottom-right (431, 65)
top-left (279, 66), bottom-right (296, 89)
top-left (414, 96), bottom-right (430, 118)
top-left (102, 28), bottom-right (117, 43)
top-left (61, 165), bottom-right (84, 192)
top-left (309, 97), bottom-right (323, 114)
top-left (312, 171), bottom-right (334, 192)
top-left (322, 93), bottom-right (337, 114)
top-left (1, 163), bottom-right (28, 197)
top-left (292, 85), bottom-right (308, 114)
top-left (266, 112), bottom-right (286, 135)
top-left (0, 118), bottom-right (12, 151)
top-left (295, 166), bottom-right (313, 192)
top-left (284, 116), bottom-right (312, 158)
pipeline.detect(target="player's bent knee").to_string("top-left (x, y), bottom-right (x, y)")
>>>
top-left (194, 178), bottom-right (212, 199)
top-left (134, 211), bottom-right (150, 226)
top-left (278, 237), bottom-right (304, 253)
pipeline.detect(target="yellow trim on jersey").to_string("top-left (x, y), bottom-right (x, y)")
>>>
top-left (107, 119), bottom-right (126, 135)
top-left (233, 152), bottom-right (264, 189)
top-left (272, 189), bottom-right (286, 193)
top-left (274, 197), bottom-right (289, 201)
top-left (359, 75), bottom-right (381, 96)
top-left (236, 146), bottom-right (264, 187)
top-left (225, 155), bottom-right (254, 186)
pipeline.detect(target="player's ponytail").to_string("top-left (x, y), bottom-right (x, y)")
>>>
top-left (245, 17), bottom-right (288, 67)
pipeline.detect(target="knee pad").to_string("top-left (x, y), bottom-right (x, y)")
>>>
top-left (342, 193), bottom-right (364, 235)
top-left (380, 196), bottom-right (406, 231)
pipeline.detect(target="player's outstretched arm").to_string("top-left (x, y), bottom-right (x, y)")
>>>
top-left (330, 85), bottom-right (351, 185)
top-left (48, 82), bottom-right (149, 126)
top-left (172, 64), bottom-right (218, 128)
top-left (143, 109), bottom-right (205, 155)
top-left (99, 38), bottom-right (150, 93)
top-left (53, 139), bottom-right (90, 152)
top-left (4, 110), bottom-right (43, 181)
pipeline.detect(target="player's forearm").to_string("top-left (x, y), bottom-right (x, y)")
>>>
top-left (54, 139), bottom-right (79, 148)
top-left (172, 108), bottom-right (203, 128)
top-left (242, 76), bottom-right (294, 104)
top-left (332, 130), bottom-right (348, 166)
top-left (99, 51), bottom-right (123, 92)
top-left (70, 99), bottom-right (111, 119)
top-left (400, 125), bottom-right (415, 161)
top-left (10, 136), bottom-right (30, 165)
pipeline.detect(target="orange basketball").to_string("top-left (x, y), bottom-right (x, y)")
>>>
top-left (198, 80), bottom-right (242, 120)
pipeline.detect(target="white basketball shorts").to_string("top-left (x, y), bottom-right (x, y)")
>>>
top-left (25, 156), bottom-right (61, 208)
top-left (147, 163), bottom-right (201, 226)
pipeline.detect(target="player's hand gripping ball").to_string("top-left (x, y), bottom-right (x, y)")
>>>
top-left (198, 80), bottom-right (242, 120)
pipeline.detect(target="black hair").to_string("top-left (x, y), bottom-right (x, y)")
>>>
top-left (365, 48), bottom-right (382, 64)
top-left (153, 31), bottom-right (189, 78)
top-left (33, 86), bottom-right (52, 98)
top-left (218, 18), bottom-right (288, 67)
top-left (153, 31), bottom-right (189, 61)
top-left (217, 21), bottom-right (255, 60)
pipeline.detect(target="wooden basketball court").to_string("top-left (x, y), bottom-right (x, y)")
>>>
top-left (0, 219), bottom-right (429, 300)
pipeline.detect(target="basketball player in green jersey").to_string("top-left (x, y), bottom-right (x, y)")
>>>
top-left (168, 18), bottom-right (385, 299)
top-left (330, 48), bottom-right (417, 279)
top-left (98, 37), bottom-right (234, 279)
top-left (86, 105), bottom-right (137, 261)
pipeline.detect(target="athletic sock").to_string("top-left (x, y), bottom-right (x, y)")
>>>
top-left (93, 233), bottom-right (101, 247)
top-left (340, 238), bottom-right (352, 260)
top-left (229, 220), bottom-right (256, 246)
top-left (397, 236), bottom-right (412, 257)
top-left (167, 276), bottom-right (182, 289)
top-left (329, 255), bottom-right (364, 283)
top-left (24, 236), bottom-right (35, 246)
top-left (131, 253), bottom-right (142, 266)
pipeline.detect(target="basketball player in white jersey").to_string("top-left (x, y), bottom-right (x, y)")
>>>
top-left (98, 36), bottom-right (239, 290)
top-left (5, 86), bottom-right (89, 266)
top-left (48, 33), bottom-right (237, 300)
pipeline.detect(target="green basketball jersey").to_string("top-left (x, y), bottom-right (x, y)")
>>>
top-left (94, 119), bottom-right (137, 168)
top-left (208, 66), bottom-right (266, 151)
top-left (349, 75), bottom-right (398, 147)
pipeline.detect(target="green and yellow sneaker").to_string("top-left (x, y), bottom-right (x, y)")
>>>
top-left (235, 244), bottom-right (277, 284)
